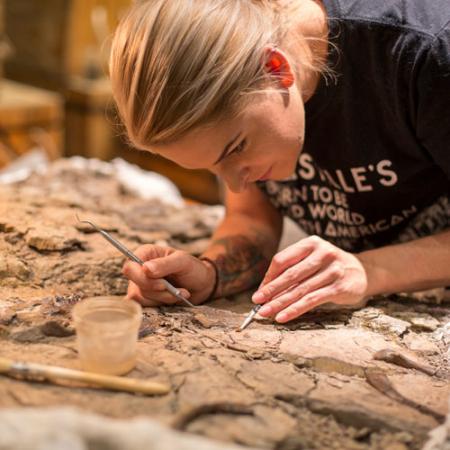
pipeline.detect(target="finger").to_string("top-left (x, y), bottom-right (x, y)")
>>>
top-left (127, 282), bottom-right (191, 306)
top-left (259, 239), bottom-right (316, 287)
top-left (126, 283), bottom-right (164, 307)
top-left (122, 261), bottom-right (167, 291)
top-left (125, 295), bottom-right (161, 307)
top-left (258, 263), bottom-right (341, 317)
top-left (253, 259), bottom-right (319, 304)
top-left (140, 287), bottom-right (191, 305)
top-left (134, 244), bottom-right (171, 262)
top-left (143, 250), bottom-right (190, 279)
top-left (274, 286), bottom-right (333, 323)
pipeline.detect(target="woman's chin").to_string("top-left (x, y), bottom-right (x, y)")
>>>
top-left (273, 166), bottom-right (297, 181)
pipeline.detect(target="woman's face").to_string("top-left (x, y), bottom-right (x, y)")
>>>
top-left (149, 87), bottom-right (305, 193)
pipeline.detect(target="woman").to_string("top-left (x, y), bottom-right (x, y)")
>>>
top-left (109, 0), bottom-right (450, 323)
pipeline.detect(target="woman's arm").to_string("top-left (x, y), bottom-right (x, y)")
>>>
top-left (358, 229), bottom-right (450, 296)
top-left (201, 183), bottom-right (283, 298)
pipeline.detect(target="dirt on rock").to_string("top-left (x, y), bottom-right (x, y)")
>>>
top-left (0, 159), bottom-right (449, 450)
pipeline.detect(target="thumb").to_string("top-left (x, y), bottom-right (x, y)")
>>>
top-left (143, 251), bottom-right (189, 279)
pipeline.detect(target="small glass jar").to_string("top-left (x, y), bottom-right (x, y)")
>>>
top-left (72, 297), bottom-right (142, 375)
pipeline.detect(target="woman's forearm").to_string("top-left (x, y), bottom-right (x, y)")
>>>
top-left (201, 212), bottom-right (281, 298)
top-left (357, 229), bottom-right (450, 297)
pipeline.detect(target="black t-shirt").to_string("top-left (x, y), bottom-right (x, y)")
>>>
top-left (259, 0), bottom-right (450, 252)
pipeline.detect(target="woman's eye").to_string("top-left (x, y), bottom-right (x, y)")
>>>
top-left (230, 139), bottom-right (247, 156)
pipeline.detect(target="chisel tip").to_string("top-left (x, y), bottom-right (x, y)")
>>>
top-left (238, 304), bottom-right (262, 332)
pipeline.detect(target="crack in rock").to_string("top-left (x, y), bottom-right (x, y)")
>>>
top-left (172, 402), bottom-right (255, 431)
top-left (365, 370), bottom-right (445, 423)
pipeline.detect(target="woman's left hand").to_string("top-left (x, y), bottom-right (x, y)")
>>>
top-left (252, 235), bottom-right (369, 323)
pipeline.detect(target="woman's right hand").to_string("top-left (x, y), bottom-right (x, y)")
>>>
top-left (122, 244), bottom-right (216, 306)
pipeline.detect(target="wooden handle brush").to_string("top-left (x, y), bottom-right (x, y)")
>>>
top-left (0, 357), bottom-right (170, 396)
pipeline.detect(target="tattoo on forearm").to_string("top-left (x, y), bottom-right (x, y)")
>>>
top-left (209, 233), bottom-right (271, 297)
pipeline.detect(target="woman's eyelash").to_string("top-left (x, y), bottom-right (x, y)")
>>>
top-left (229, 139), bottom-right (247, 157)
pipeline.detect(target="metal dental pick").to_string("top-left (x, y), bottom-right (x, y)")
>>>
top-left (238, 304), bottom-right (262, 331)
top-left (76, 214), bottom-right (195, 308)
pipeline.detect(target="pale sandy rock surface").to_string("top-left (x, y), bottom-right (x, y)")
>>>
top-left (0, 407), bottom-right (256, 450)
top-left (423, 399), bottom-right (450, 450)
top-left (0, 159), bottom-right (449, 450)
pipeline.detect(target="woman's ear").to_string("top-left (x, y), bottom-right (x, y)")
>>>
top-left (263, 47), bottom-right (295, 88)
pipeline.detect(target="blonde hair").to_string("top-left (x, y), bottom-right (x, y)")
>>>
top-left (109, 0), bottom-right (326, 149)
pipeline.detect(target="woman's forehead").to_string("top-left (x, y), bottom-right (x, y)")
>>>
top-left (150, 119), bottom-right (238, 169)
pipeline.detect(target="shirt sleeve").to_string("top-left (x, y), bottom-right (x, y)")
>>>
top-left (416, 27), bottom-right (450, 180)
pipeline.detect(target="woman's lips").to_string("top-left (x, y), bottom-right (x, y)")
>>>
top-left (258, 166), bottom-right (273, 181)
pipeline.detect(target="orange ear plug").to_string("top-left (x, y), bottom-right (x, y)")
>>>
top-left (265, 52), bottom-right (294, 88)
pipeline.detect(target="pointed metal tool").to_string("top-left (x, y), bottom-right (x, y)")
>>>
top-left (76, 214), bottom-right (195, 308)
top-left (239, 304), bottom-right (262, 331)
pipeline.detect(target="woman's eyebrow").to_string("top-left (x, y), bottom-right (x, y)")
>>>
top-left (213, 132), bottom-right (242, 165)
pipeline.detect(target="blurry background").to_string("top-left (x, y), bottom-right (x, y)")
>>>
top-left (0, 0), bottom-right (220, 204)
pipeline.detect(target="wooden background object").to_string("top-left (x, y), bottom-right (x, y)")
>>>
top-left (0, 0), bottom-right (4, 80)
top-left (65, 76), bottom-right (115, 160)
top-left (0, 80), bottom-right (63, 167)
top-left (4, 0), bottom-right (130, 90)
top-left (0, 0), bottom-right (12, 83)
top-left (4, 0), bottom-right (72, 90)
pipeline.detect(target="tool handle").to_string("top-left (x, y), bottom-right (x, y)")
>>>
top-left (0, 357), bottom-right (170, 396)
top-left (162, 280), bottom-right (196, 307)
top-left (99, 230), bottom-right (144, 265)
top-left (162, 279), bottom-right (180, 296)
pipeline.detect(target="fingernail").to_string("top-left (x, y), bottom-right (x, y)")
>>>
top-left (252, 291), bottom-right (265, 303)
top-left (259, 305), bottom-right (272, 317)
top-left (276, 312), bottom-right (288, 323)
top-left (145, 262), bottom-right (156, 273)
